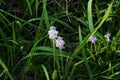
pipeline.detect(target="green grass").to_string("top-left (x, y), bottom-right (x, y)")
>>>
top-left (1, 0), bottom-right (120, 80)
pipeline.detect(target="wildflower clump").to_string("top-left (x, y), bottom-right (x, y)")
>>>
top-left (89, 35), bottom-right (97, 43)
top-left (48, 26), bottom-right (65, 49)
top-left (104, 33), bottom-right (111, 42)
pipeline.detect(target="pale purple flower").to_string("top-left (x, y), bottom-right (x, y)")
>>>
top-left (55, 36), bottom-right (65, 49)
top-left (48, 26), bottom-right (58, 40)
top-left (104, 33), bottom-right (111, 42)
top-left (89, 35), bottom-right (97, 43)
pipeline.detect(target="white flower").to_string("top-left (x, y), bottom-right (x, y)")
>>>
top-left (89, 35), bottom-right (97, 43)
top-left (104, 33), bottom-right (111, 42)
top-left (48, 26), bottom-right (58, 40)
top-left (55, 36), bottom-right (65, 49)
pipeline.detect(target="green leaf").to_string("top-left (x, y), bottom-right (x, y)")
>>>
top-left (88, 0), bottom-right (94, 32)
top-left (41, 65), bottom-right (50, 80)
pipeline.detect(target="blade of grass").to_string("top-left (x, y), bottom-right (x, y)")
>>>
top-left (31, 0), bottom-right (50, 57)
top-left (95, 3), bottom-right (100, 20)
top-left (34, 19), bottom-right (43, 42)
top-left (0, 12), bottom-right (11, 32)
top-left (50, 17), bottom-right (75, 31)
top-left (0, 27), bottom-right (8, 44)
top-left (80, 0), bottom-right (87, 17)
top-left (43, 0), bottom-right (50, 29)
top-left (26, 0), bottom-right (32, 15)
top-left (35, 0), bottom-right (39, 17)
top-left (73, 16), bottom-right (89, 28)
top-left (88, 0), bottom-right (94, 32)
top-left (110, 26), bottom-right (120, 51)
top-left (109, 71), bottom-right (120, 78)
top-left (0, 12), bottom-right (10, 24)
top-left (22, 17), bottom-right (42, 28)
top-left (41, 65), bottom-right (50, 80)
top-left (0, 59), bottom-right (13, 80)
top-left (0, 70), bottom-right (5, 77)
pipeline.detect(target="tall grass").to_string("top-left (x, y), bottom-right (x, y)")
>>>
top-left (1, 0), bottom-right (120, 80)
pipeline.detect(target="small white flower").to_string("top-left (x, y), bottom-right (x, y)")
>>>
top-left (89, 35), bottom-right (97, 43)
top-left (104, 33), bottom-right (111, 42)
top-left (48, 26), bottom-right (58, 40)
top-left (55, 36), bottom-right (65, 49)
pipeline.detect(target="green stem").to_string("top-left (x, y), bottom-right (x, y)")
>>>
top-left (53, 40), bottom-right (56, 69)
top-left (60, 49), bottom-right (64, 77)
top-left (53, 40), bottom-right (61, 79)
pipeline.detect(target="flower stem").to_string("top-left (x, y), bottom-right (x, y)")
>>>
top-left (53, 40), bottom-right (61, 79)
top-left (60, 49), bottom-right (64, 76)
top-left (53, 40), bottom-right (56, 69)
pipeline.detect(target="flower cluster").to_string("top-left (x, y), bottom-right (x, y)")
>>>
top-left (48, 26), bottom-right (65, 49)
top-left (89, 35), bottom-right (97, 43)
top-left (48, 26), bottom-right (58, 40)
top-left (56, 37), bottom-right (65, 49)
top-left (89, 33), bottom-right (111, 43)
top-left (104, 33), bottom-right (111, 42)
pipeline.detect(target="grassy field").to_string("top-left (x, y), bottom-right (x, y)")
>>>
top-left (0, 0), bottom-right (120, 80)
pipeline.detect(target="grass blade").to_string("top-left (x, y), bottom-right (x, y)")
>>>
top-left (43, 0), bottom-right (50, 29)
top-left (41, 65), bottom-right (50, 80)
top-left (73, 16), bottom-right (89, 28)
top-left (0, 59), bottom-right (13, 80)
top-left (26, 0), bottom-right (32, 15)
top-left (35, 0), bottom-right (39, 17)
top-left (88, 0), bottom-right (94, 32)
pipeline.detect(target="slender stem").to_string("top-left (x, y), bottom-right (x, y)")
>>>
top-left (53, 40), bottom-right (56, 69)
top-left (10, 49), bottom-right (13, 70)
top-left (53, 40), bottom-right (61, 79)
top-left (60, 49), bottom-right (64, 77)
top-left (106, 41), bottom-right (109, 59)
